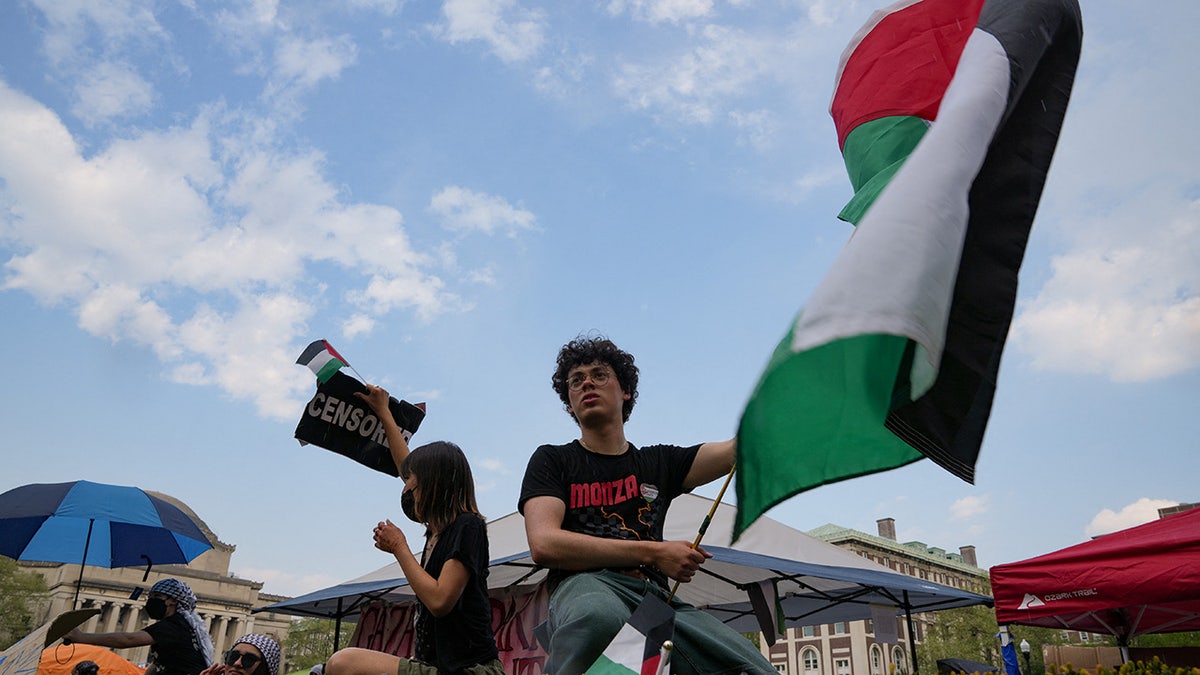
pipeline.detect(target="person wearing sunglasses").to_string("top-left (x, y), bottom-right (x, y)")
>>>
top-left (325, 385), bottom-right (502, 675)
top-left (519, 335), bottom-right (776, 674)
top-left (64, 578), bottom-right (214, 675)
top-left (201, 634), bottom-right (281, 675)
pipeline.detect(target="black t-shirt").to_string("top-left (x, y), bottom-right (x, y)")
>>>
top-left (143, 613), bottom-right (209, 675)
top-left (518, 440), bottom-right (699, 586)
top-left (413, 512), bottom-right (499, 673)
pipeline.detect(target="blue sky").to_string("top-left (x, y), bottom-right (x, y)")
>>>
top-left (1, 0), bottom-right (1196, 599)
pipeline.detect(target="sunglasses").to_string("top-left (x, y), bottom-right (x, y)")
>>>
top-left (223, 650), bottom-right (262, 670)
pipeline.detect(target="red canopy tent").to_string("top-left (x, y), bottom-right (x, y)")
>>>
top-left (990, 506), bottom-right (1200, 644)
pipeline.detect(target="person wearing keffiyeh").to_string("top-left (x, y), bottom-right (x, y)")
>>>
top-left (64, 578), bottom-right (214, 675)
top-left (201, 634), bottom-right (281, 675)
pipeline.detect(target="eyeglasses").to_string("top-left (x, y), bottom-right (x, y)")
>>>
top-left (224, 650), bottom-right (262, 670)
top-left (566, 368), bottom-right (612, 391)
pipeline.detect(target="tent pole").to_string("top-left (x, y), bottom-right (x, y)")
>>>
top-left (904, 591), bottom-right (919, 675)
top-left (334, 598), bottom-right (344, 652)
top-left (73, 518), bottom-right (95, 610)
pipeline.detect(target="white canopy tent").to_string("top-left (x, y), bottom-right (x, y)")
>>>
top-left (261, 493), bottom-right (990, 661)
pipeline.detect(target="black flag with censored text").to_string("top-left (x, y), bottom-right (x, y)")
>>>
top-left (294, 371), bottom-right (426, 477)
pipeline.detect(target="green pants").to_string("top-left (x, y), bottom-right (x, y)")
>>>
top-left (543, 570), bottom-right (775, 675)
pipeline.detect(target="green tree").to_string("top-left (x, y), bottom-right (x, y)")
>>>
top-left (1129, 631), bottom-right (1200, 648)
top-left (284, 618), bottom-right (355, 671)
top-left (1005, 626), bottom-right (1070, 675)
top-left (915, 606), bottom-right (1067, 675)
top-left (0, 556), bottom-right (49, 650)
top-left (916, 605), bottom-right (1004, 674)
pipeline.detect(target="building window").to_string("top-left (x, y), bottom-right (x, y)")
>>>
top-left (870, 645), bottom-right (884, 675)
top-left (866, 619), bottom-right (874, 633)
top-left (834, 622), bottom-right (847, 634)
top-left (892, 647), bottom-right (907, 675)
top-left (774, 664), bottom-right (788, 674)
top-left (803, 625), bottom-right (816, 638)
top-left (835, 658), bottom-right (851, 675)
top-left (1080, 632), bottom-right (1089, 642)
top-left (803, 648), bottom-right (820, 675)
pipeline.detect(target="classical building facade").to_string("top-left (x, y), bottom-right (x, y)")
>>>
top-left (19, 492), bottom-right (294, 670)
top-left (757, 518), bottom-right (989, 675)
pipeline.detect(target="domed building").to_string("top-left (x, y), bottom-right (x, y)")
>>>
top-left (19, 491), bottom-right (294, 668)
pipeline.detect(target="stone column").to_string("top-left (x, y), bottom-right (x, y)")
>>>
top-left (200, 614), bottom-right (216, 653)
top-left (122, 604), bottom-right (142, 632)
top-left (83, 606), bottom-right (102, 632)
top-left (212, 616), bottom-right (229, 655)
top-left (103, 602), bottom-right (123, 632)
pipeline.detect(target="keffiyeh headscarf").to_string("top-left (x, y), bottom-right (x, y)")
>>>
top-left (150, 578), bottom-right (215, 664)
top-left (231, 634), bottom-right (281, 675)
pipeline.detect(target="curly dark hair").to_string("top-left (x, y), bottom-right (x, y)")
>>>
top-left (399, 441), bottom-right (481, 533)
top-left (552, 335), bottom-right (639, 422)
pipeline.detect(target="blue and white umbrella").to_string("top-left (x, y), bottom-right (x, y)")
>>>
top-left (0, 480), bottom-right (213, 604)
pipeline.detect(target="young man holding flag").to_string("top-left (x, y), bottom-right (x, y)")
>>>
top-left (519, 336), bottom-right (774, 675)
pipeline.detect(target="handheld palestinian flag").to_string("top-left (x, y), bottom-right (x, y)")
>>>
top-left (296, 339), bottom-right (350, 384)
top-left (735, 0), bottom-right (1082, 538)
top-left (586, 593), bottom-right (675, 675)
top-left (748, 579), bottom-right (785, 647)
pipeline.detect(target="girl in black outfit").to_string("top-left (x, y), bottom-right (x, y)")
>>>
top-left (325, 385), bottom-right (501, 675)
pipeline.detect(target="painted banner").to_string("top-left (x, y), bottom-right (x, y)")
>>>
top-left (0, 609), bottom-right (100, 675)
top-left (351, 587), bottom-right (549, 675)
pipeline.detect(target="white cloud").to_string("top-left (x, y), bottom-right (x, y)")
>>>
top-left (437, 0), bottom-right (546, 64)
top-left (788, 163), bottom-right (844, 203)
top-left (342, 313), bottom-right (376, 339)
top-left (429, 186), bottom-right (537, 237)
top-left (31, 0), bottom-right (168, 66)
top-left (1085, 498), bottom-right (1178, 538)
top-left (480, 458), bottom-right (512, 475)
top-left (172, 294), bottom-right (317, 419)
top-left (0, 80), bottom-right (516, 419)
top-left (727, 108), bottom-right (778, 152)
top-left (949, 495), bottom-right (988, 520)
top-left (273, 34), bottom-right (358, 90)
top-left (804, 0), bottom-right (839, 27)
top-left (349, 273), bottom-right (466, 322)
top-left (606, 0), bottom-right (715, 24)
top-left (612, 24), bottom-right (775, 125)
top-left (1011, 198), bottom-right (1200, 382)
top-left (348, 0), bottom-right (401, 13)
top-left (1009, 16), bottom-right (1200, 382)
top-left (466, 267), bottom-right (497, 285)
top-left (77, 283), bottom-right (179, 359)
top-left (72, 61), bottom-right (156, 125)
top-left (212, 0), bottom-right (281, 43)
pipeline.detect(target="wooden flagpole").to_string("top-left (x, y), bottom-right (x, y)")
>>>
top-left (667, 464), bottom-right (736, 602)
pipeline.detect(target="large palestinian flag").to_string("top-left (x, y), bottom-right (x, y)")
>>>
top-left (735, 0), bottom-right (1082, 538)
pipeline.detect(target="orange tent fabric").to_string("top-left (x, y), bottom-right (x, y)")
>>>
top-left (37, 644), bottom-right (144, 675)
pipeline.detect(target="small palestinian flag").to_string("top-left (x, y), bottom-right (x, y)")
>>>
top-left (735, 0), bottom-right (1082, 538)
top-left (748, 579), bottom-right (785, 647)
top-left (296, 339), bottom-right (350, 384)
top-left (586, 593), bottom-right (675, 675)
